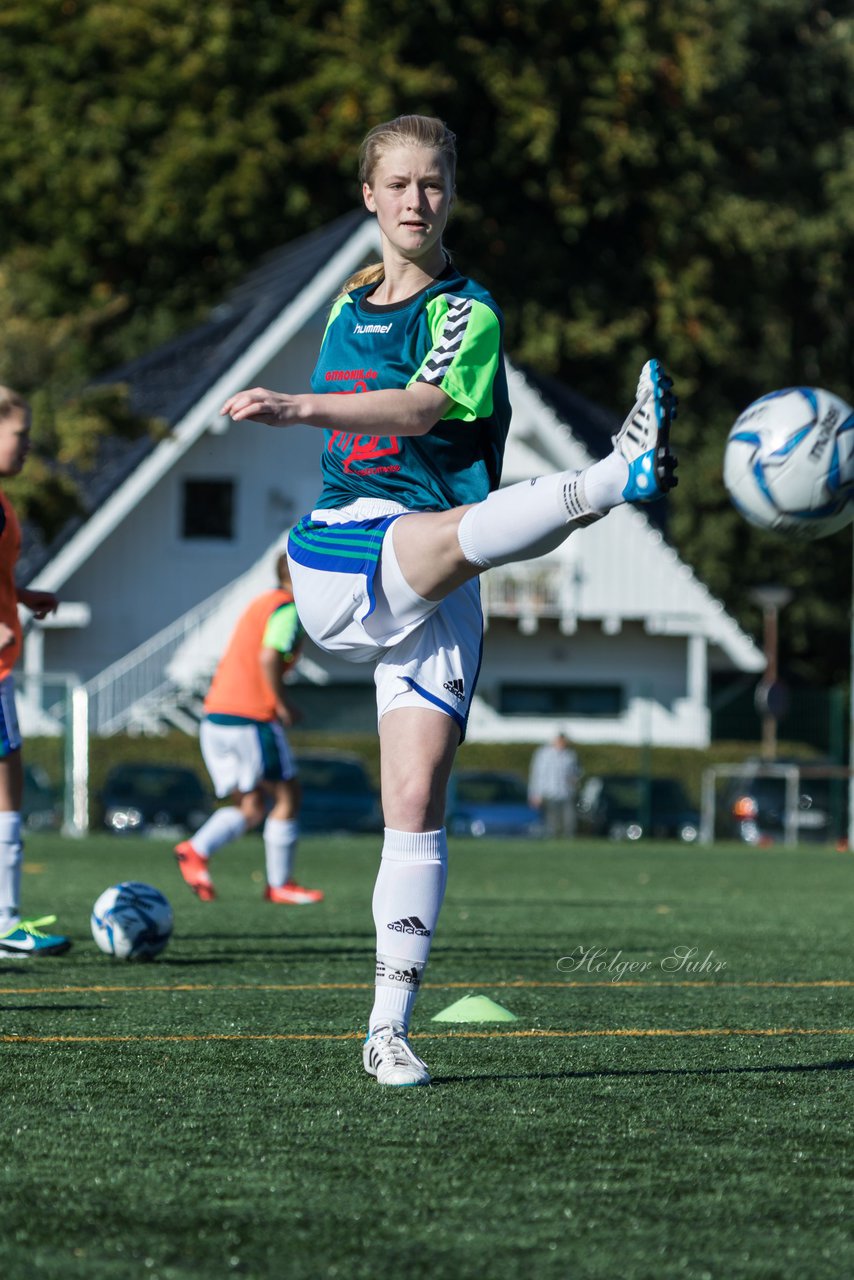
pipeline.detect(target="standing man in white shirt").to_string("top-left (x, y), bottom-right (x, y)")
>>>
top-left (528, 731), bottom-right (583, 838)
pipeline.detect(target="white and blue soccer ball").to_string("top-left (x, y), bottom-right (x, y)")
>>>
top-left (90, 881), bottom-right (173, 960)
top-left (723, 386), bottom-right (854, 540)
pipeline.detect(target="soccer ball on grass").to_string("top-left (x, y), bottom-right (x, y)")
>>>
top-left (90, 881), bottom-right (173, 960)
top-left (723, 386), bottom-right (854, 539)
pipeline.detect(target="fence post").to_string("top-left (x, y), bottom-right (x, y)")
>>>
top-left (64, 684), bottom-right (90, 837)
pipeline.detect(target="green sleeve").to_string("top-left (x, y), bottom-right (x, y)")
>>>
top-left (411, 296), bottom-right (501, 421)
top-left (262, 602), bottom-right (303, 660)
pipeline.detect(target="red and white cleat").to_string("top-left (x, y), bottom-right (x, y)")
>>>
top-left (174, 841), bottom-right (216, 901)
top-left (263, 882), bottom-right (324, 905)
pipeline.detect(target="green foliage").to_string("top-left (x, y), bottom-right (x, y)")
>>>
top-left (2, 0), bottom-right (853, 678)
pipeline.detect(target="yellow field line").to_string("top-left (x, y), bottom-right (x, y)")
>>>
top-left (2, 1027), bottom-right (853, 1044)
top-left (0, 979), bottom-right (851, 996)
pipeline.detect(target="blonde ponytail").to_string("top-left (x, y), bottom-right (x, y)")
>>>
top-left (338, 262), bottom-right (385, 296)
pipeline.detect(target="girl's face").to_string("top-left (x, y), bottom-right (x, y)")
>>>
top-left (363, 145), bottom-right (454, 265)
top-left (0, 409), bottom-right (30, 478)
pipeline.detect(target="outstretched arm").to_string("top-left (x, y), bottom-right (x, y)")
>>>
top-left (221, 382), bottom-right (450, 438)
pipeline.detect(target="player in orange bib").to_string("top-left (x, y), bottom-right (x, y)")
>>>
top-left (175, 553), bottom-right (322, 904)
top-left (0, 387), bottom-right (70, 957)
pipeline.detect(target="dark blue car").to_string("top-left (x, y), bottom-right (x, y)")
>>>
top-left (295, 752), bottom-right (383, 834)
top-left (446, 769), bottom-right (544, 838)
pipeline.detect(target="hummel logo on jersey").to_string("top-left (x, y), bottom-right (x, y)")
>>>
top-left (354, 322), bottom-right (393, 335)
top-left (443, 678), bottom-right (465, 701)
top-left (387, 916), bottom-right (431, 937)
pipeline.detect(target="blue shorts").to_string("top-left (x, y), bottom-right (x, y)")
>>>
top-left (0, 676), bottom-right (22, 757)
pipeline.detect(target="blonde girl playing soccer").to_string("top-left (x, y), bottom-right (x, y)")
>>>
top-left (222, 116), bottom-right (677, 1084)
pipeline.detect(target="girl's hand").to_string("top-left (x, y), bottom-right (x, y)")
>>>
top-left (17, 588), bottom-right (59, 620)
top-left (221, 388), bottom-right (301, 426)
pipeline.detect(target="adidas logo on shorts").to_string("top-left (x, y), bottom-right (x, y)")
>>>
top-left (443, 678), bottom-right (465, 701)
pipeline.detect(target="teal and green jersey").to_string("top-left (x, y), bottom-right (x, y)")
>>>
top-left (311, 264), bottom-right (511, 511)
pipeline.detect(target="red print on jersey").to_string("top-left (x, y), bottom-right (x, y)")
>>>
top-left (324, 369), bottom-right (401, 474)
top-left (327, 432), bottom-right (401, 474)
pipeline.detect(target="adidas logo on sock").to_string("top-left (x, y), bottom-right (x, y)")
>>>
top-left (387, 916), bottom-right (431, 937)
top-left (443, 678), bottom-right (465, 701)
top-left (376, 959), bottom-right (421, 987)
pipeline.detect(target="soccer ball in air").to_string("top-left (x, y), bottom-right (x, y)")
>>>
top-left (723, 386), bottom-right (854, 539)
top-left (90, 882), bottom-right (173, 960)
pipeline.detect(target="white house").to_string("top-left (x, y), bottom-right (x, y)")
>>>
top-left (20, 211), bottom-right (763, 747)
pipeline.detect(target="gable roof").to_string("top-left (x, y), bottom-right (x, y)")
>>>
top-left (22, 212), bottom-right (761, 674)
top-left (110, 209), bottom-right (371, 427)
top-left (503, 364), bottom-right (763, 671)
top-left (22, 210), bottom-right (377, 586)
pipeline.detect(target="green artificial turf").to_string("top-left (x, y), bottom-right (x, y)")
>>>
top-left (2, 833), bottom-right (852, 1279)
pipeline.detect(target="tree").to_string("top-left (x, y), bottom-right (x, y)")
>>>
top-left (1, 0), bottom-right (852, 681)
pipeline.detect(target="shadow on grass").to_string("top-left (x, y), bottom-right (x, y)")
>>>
top-left (159, 947), bottom-right (375, 966)
top-left (432, 1057), bottom-right (854, 1085)
top-left (181, 932), bottom-right (376, 943)
top-left (0, 1003), bottom-right (101, 1012)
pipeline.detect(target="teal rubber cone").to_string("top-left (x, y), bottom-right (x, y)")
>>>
top-left (431, 994), bottom-right (519, 1023)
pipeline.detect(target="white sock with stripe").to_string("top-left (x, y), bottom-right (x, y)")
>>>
top-left (369, 828), bottom-right (448, 1034)
top-left (263, 816), bottom-right (299, 887)
top-left (190, 806), bottom-right (247, 857)
top-left (457, 461), bottom-right (627, 570)
top-left (0, 811), bottom-right (23, 932)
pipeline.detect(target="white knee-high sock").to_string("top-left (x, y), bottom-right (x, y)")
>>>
top-left (264, 816), bottom-right (299, 887)
top-left (0, 811), bottom-right (23, 931)
top-left (190, 806), bottom-right (247, 857)
top-left (369, 828), bottom-right (448, 1034)
top-left (457, 456), bottom-right (627, 570)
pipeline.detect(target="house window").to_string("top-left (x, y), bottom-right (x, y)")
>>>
top-left (499, 684), bottom-right (624, 718)
top-left (182, 479), bottom-right (235, 540)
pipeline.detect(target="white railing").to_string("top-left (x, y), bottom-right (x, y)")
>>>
top-left (481, 562), bottom-right (579, 630)
top-left (84, 583), bottom-right (234, 735)
top-left (85, 562), bottom-right (583, 735)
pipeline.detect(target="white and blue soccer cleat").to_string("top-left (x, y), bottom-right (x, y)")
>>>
top-left (363, 1021), bottom-right (431, 1086)
top-left (0, 915), bottom-right (71, 958)
top-left (615, 358), bottom-right (679, 502)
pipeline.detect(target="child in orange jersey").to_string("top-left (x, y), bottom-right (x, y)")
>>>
top-left (0, 388), bottom-right (70, 956)
top-left (175, 553), bottom-right (322, 904)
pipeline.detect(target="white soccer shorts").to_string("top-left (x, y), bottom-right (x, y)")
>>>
top-left (288, 499), bottom-right (483, 739)
top-left (199, 717), bottom-right (296, 798)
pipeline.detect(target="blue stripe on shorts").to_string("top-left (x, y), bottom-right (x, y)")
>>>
top-left (287, 515), bottom-right (399, 574)
top-left (288, 514), bottom-right (404, 621)
top-left (0, 677), bottom-right (21, 757)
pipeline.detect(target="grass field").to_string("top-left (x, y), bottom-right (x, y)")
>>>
top-left (2, 832), bottom-right (853, 1280)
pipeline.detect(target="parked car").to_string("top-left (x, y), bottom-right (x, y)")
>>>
top-left (718, 760), bottom-right (846, 845)
top-left (295, 751), bottom-right (383, 834)
top-left (99, 763), bottom-right (212, 836)
top-left (22, 763), bottom-right (62, 831)
top-left (446, 769), bottom-right (544, 838)
top-left (577, 774), bottom-right (700, 843)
